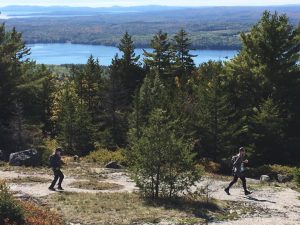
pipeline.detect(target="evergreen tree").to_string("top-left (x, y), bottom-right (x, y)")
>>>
top-left (119, 31), bottom-right (140, 66)
top-left (225, 11), bottom-right (300, 164)
top-left (18, 63), bottom-right (56, 134)
top-left (249, 98), bottom-right (286, 165)
top-left (192, 61), bottom-right (241, 160)
top-left (100, 55), bottom-right (128, 149)
top-left (129, 109), bottom-right (202, 198)
top-left (0, 24), bottom-right (30, 155)
top-left (129, 73), bottom-right (169, 143)
top-left (172, 29), bottom-right (196, 87)
top-left (118, 32), bottom-right (144, 97)
top-left (73, 55), bottom-right (103, 116)
top-left (144, 31), bottom-right (174, 84)
top-left (54, 79), bottom-right (94, 155)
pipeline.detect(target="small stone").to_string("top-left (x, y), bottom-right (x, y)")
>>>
top-left (105, 161), bottom-right (122, 169)
top-left (277, 174), bottom-right (293, 183)
top-left (73, 155), bottom-right (80, 162)
top-left (260, 175), bottom-right (271, 182)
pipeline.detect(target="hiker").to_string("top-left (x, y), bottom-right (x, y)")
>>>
top-left (224, 147), bottom-right (252, 195)
top-left (48, 147), bottom-right (64, 191)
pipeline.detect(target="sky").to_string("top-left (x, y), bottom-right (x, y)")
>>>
top-left (0, 0), bottom-right (300, 7)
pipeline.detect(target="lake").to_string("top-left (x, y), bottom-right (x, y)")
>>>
top-left (26, 43), bottom-right (238, 66)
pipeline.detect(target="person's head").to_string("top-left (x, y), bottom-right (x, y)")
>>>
top-left (239, 147), bottom-right (245, 156)
top-left (55, 147), bottom-right (62, 156)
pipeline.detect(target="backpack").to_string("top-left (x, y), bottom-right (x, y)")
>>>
top-left (231, 154), bottom-right (238, 165)
top-left (49, 154), bottom-right (55, 168)
top-left (231, 154), bottom-right (239, 175)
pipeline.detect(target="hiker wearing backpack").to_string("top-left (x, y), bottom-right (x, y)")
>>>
top-left (48, 147), bottom-right (64, 191)
top-left (224, 147), bottom-right (252, 195)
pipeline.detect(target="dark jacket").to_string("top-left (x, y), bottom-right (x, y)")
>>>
top-left (49, 154), bottom-right (62, 169)
top-left (232, 154), bottom-right (245, 176)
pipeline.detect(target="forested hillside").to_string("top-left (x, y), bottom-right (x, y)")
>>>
top-left (1, 5), bottom-right (300, 49)
top-left (1, 11), bottom-right (299, 168)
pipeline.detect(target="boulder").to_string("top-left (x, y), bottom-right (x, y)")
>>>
top-left (9, 149), bottom-right (39, 166)
top-left (277, 174), bottom-right (293, 183)
top-left (260, 175), bottom-right (271, 182)
top-left (105, 161), bottom-right (122, 169)
top-left (73, 155), bottom-right (80, 162)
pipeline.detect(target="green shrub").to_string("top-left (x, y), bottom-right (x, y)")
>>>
top-left (129, 109), bottom-right (203, 198)
top-left (269, 164), bottom-right (295, 176)
top-left (85, 148), bottom-right (126, 166)
top-left (36, 138), bottom-right (58, 166)
top-left (246, 164), bottom-right (295, 179)
top-left (199, 158), bottom-right (221, 173)
top-left (294, 168), bottom-right (300, 186)
top-left (0, 181), bottom-right (24, 224)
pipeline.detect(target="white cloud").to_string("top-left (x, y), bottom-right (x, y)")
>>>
top-left (0, 0), bottom-right (299, 7)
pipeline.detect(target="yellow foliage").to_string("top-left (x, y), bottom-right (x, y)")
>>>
top-left (84, 149), bottom-right (126, 166)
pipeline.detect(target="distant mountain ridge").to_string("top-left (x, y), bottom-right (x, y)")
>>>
top-left (1, 4), bottom-right (300, 15)
top-left (0, 5), bottom-right (187, 15)
top-left (1, 5), bottom-right (300, 49)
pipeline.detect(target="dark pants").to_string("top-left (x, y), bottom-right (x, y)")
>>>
top-left (226, 174), bottom-right (247, 192)
top-left (50, 169), bottom-right (64, 188)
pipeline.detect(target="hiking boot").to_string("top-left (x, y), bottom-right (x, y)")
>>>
top-left (245, 190), bottom-right (252, 195)
top-left (224, 188), bottom-right (230, 195)
top-left (48, 187), bottom-right (56, 191)
top-left (57, 186), bottom-right (64, 191)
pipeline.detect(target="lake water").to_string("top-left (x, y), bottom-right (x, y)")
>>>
top-left (26, 43), bottom-right (238, 66)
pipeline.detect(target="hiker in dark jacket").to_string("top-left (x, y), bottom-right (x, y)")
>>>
top-left (224, 147), bottom-right (252, 195)
top-left (48, 147), bottom-right (64, 191)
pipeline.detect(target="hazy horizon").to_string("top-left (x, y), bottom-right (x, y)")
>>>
top-left (0, 0), bottom-right (300, 8)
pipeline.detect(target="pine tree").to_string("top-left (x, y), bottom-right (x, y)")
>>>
top-left (119, 31), bottom-right (140, 66)
top-left (172, 29), bottom-right (196, 87)
top-left (100, 55), bottom-right (128, 149)
top-left (118, 32), bottom-right (144, 97)
top-left (225, 11), bottom-right (300, 164)
top-left (192, 61), bottom-right (242, 160)
top-left (239, 11), bottom-right (300, 101)
top-left (129, 109), bottom-right (202, 198)
top-left (128, 73), bottom-right (169, 142)
top-left (54, 79), bottom-right (94, 155)
top-left (249, 98), bottom-right (286, 165)
top-left (73, 55), bottom-right (103, 115)
top-left (143, 31), bottom-right (174, 84)
top-left (0, 24), bottom-right (30, 155)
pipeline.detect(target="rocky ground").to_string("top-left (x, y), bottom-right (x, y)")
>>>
top-left (0, 167), bottom-right (299, 225)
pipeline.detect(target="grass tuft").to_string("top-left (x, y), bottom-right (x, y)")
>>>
top-left (69, 180), bottom-right (123, 190)
top-left (46, 192), bottom-right (227, 225)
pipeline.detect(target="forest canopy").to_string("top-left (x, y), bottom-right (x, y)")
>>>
top-left (0, 11), bottom-right (299, 168)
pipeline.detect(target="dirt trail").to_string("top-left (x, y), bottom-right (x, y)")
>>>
top-left (0, 169), bottom-right (299, 224)
top-left (204, 179), bottom-right (300, 225)
top-left (0, 170), bottom-right (138, 197)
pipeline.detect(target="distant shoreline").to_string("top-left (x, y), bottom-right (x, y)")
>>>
top-left (25, 41), bottom-right (241, 51)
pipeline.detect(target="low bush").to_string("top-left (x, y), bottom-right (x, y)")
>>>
top-left (294, 168), bottom-right (300, 186)
top-left (198, 158), bottom-right (221, 173)
top-left (0, 181), bottom-right (24, 224)
top-left (0, 180), bottom-right (65, 225)
top-left (246, 164), bottom-right (295, 179)
top-left (20, 201), bottom-right (65, 225)
top-left (85, 148), bottom-right (126, 166)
